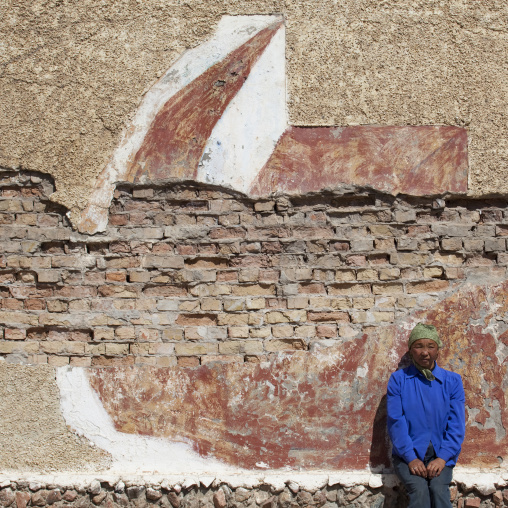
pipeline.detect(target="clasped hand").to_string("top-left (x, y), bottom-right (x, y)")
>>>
top-left (407, 458), bottom-right (446, 479)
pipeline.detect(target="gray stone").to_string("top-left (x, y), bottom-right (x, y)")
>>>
top-left (126, 486), bottom-right (146, 500)
top-left (46, 490), bottom-right (62, 505)
top-left (167, 492), bottom-right (180, 508)
top-left (213, 489), bottom-right (226, 508)
top-left (146, 488), bottom-right (162, 502)
top-left (234, 488), bottom-right (251, 503)
top-left (88, 481), bottom-right (102, 496)
top-left (0, 489), bottom-right (15, 507)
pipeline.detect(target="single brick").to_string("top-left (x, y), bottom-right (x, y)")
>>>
top-left (177, 356), bottom-right (200, 367)
top-left (485, 238), bottom-right (506, 252)
top-left (406, 280), bottom-right (450, 293)
top-left (271, 325), bottom-right (294, 337)
top-left (308, 311), bottom-right (349, 322)
top-left (441, 237), bottom-right (462, 251)
top-left (393, 209), bottom-right (416, 222)
top-left (228, 326), bottom-right (249, 338)
top-left (250, 327), bottom-right (271, 338)
top-left (37, 270), bottom-right (60, 283)
top-left (246, 297), bottom-right (266, 310)
top-left (328, 283), bottom-right (371, 296)
top-left (175, 343), bottom-right (218, 355)
top-left (352, 297), bottom-right (375, 309)
top-left (356, 269), bottom-right (378, 281)
top-left (463, 238), bottom-right (484, 251)
top-left (372, 283), bottom-right (403, 295)
top-left (397, 238), bottom-right (418, 250)
top-left (335, 270), bottom-right (356, 282)
top-left (4, 328), bottom-right (26, 340)
top-left (264, 338), bottom-right (306, 352)
top-left (316, 324), bottom-right (337, 338)
top-left (423, 266), bottom-right (444, 278)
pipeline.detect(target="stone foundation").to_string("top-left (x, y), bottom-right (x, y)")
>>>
top-left (0, 478), bottom-right (507, 508)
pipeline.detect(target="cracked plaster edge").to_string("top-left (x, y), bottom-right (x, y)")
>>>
top-left (0, 469), bottom-right (508, 494)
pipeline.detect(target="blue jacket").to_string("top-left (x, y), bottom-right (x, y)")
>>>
top-left (387, 363), bottom-right (465, 466)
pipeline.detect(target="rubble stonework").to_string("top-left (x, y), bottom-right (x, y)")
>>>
top-left (1, 480), bottom-right (507, 508)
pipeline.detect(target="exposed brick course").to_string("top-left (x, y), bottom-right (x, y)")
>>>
top-left (1, 170), bottom-right (508, 366)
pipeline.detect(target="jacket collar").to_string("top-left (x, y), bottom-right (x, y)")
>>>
top-left (407, 362), bottom-right (444, 383)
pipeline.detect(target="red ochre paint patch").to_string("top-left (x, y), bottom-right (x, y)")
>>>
top-left (250, 126), bottom-right (468, 197)
top-left (126, 21), bottom-right (283, 183)
top-left (87, 281), bottom-right (508, 470)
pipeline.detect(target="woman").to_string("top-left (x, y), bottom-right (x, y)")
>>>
top-left (387, 323), bottom-right (465, 508)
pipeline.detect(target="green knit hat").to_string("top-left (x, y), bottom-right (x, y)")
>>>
top-left (408, 323), bottom-right (442, 349)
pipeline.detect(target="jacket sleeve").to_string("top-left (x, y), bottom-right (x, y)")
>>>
top-left (437, 373), bottom-right (466, 463)
top-left (386, 372), bottom-right (418, 464)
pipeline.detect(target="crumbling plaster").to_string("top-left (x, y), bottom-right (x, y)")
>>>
top-left (0, 363), bottom-right (110, 473)
top-left (1, 1), bottom-right (508, 217)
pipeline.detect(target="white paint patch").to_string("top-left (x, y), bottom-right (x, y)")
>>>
top-left (356, 363), bottom-right (368, 378)
top-left (55, 366), bottom-right (240, 474)
top-left (196, 24), bottom-right (287, 193)
top-left (78, 15), bottom-right (283, 233)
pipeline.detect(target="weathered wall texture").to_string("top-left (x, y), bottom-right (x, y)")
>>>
top-left (1, 0), bottom-right (508, 217)
top-left (2, 169), bottom-right (508, 482)
top-left (2, 5), bottom-right (508, 503)
top-left (0, 363), bottom-right (110, 473)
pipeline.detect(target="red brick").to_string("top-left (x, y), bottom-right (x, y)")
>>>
top-left (106, 271), bottom-right (127, 282)
top-left (316, 324), bottom-right (337, 337)
top-left (5, 328), bottom-right (26, 340)
top-left (24, 298), bottom-right (46, 310)
top-left (298, 283), bottom-right (326, 294)
top-left (209, 227), bottom-right (246, 239)
top-left (109, 214), bottom-right (129, 226)
top-left (177, 356), bottom-right (200, 367)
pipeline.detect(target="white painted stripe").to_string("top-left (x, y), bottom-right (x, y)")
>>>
top-left (79, 15), bottom-right (283, 232)
top-left (196, 24), bottom-right (287, 193)
top-left (55, 366), bottom-right (240, 474)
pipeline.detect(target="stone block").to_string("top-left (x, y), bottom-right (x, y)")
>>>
top-left (441, 237), bottom-right (463, 251)
top-left (223, 299), bottom-right (245, 312)
top-left (485, 238), bottom-right (506, 252)
top-left (379, 267), bottom-right (400, 280)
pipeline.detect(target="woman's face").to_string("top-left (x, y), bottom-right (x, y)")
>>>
top-left (410, 338), bottom-right (439, 369)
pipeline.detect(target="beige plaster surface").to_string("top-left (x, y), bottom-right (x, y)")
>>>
top-left (0, 0), bottom-right (507, 214)
top-left (0, 363), bottom-right (110, 472)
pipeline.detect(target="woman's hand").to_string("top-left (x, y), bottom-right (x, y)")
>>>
top-left (426, 458), bottom-right (446, 478)
top-left (408, 458), bottom-right (427, 477)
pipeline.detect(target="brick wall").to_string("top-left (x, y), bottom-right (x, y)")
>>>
top-left (1, 169), bottom-right (507, 367)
